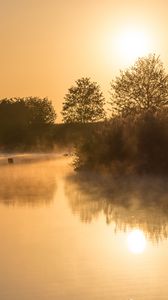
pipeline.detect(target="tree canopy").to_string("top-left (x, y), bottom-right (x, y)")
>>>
top-left (62, 77), bottom-right (105, 123)
top-left (0, 97), bottom-right (56, 147)
top-left (24, 97), bottom-right (56, 126)
top-left (0, 97), bottom-right (56, 126)
top-left (110, 54), bottom-right (168, 116)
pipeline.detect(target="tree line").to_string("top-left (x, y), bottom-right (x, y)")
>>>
top-left (1, 54), bottom-right (167, 127)
top-left (67, 54), bottom-right (168, 175)
top-left (0, 97), bottom-right (56, 150)
top-left (62, 54), bottom-right (168, 122)
top-left (2, 52), bottom-right (168, 170)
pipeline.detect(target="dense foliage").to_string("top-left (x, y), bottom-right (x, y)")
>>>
top-left (110, 54), bottom-right (168, 116)
top-left (74, 55), bottom-right (168, 175)
top-left (62, 77), bottom-right (105, 123)
top-left (0, 97), bottom-right (56, 150)
top-left (1, 53), bottom-right (168, 175)
top-left (74, 111), bottom-right (168, 175)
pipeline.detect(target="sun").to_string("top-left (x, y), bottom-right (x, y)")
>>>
top-left (116, 27), bottom-right (151, 65)
top-left (127, 229), bottom-right (146, 254)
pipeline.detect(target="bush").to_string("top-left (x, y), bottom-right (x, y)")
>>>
top-left (74, 111), bottom-right (168, 175)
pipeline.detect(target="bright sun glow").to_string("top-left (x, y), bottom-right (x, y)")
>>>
top-left (127, 229), bottom-right (146, 254)
top-left (116, 28), bottom-right (151, 64)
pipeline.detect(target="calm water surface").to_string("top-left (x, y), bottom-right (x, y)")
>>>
top-left (0, 154), bottom-right (168, 300)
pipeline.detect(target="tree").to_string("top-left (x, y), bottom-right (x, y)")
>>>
top-left (110, 54), bottom-right (168, 116)
top-left (62, 77), bottom-right (105, 123)
top-left (0, 98), bottom-right (29, 145)
top-left (0, 97), bottom-right (56, 147)
top-left (25, 97), bottom-right (56, 126)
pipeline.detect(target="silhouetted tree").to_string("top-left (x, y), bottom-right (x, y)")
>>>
top-left (110, 54), bottom-right (168, 116)
top-left (25, 97), bottom-right (56, 126)
top-left (62, 77), bottom-right (105, 123)
top-left (0, 97), bottom-right (56, 148)
top-left (0, 98), bottom-right (29, 145)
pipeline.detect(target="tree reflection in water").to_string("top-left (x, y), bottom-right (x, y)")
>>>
top-left (66, 172), bottom-right (168, 243)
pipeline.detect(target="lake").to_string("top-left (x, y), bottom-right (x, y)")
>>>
top-left (0, 154), bottom-right (168, 300)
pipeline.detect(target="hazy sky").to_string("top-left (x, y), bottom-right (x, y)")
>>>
top-left (0, 0), bottom-right (168, 121)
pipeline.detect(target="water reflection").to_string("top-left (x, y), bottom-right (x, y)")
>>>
top-left (127, 229), bottom-right (146, 254)
top-left (0, 158), bottom-right (57, 206)
top-left (66, 173), bottom-right (168, 242)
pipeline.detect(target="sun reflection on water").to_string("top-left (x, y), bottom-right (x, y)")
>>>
top-left (127, 229), bottom-right (147, 254)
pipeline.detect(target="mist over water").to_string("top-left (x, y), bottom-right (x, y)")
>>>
top-left (0, 155), bottom-right (168, 299)
top-left (0, 154), bottom-right (60, 206)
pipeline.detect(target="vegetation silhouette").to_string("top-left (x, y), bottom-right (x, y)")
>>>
top-left (110, 54), bottom-right (168, 116)
top-left (0, 97), bottom-right (56, 151)
top-left (53, 122), bottom-right (101, 149)
top-left (66, 172), bottom-right (168, 243)
top-left (1, 53), bottom-right (168, 177)
top-left (62, 77), bottom-right (105, 123)
top-left (0, 95), bottom-right (103, 151)
top-left (74, 55), bottom-right (168, 175)
top-left (74, 113), bottom-right (168, 174)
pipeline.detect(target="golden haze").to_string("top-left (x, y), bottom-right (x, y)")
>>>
top-left (0, 0), bottom-right (167, 121)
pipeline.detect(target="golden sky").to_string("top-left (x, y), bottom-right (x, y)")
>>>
top-left (0, 0), bottom-right (168, 121)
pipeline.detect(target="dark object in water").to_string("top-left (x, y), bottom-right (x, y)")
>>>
top-left (64, 153), bottom-right (69, 157)
top-left (8, 158), bottom-right (14, 164)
